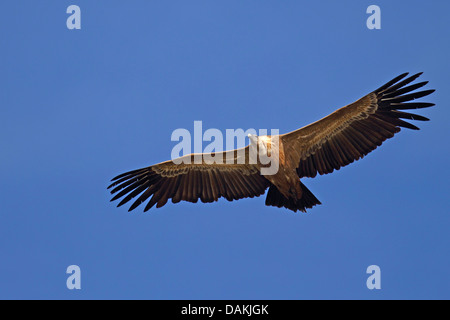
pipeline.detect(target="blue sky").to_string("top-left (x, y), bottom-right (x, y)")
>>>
top-left (0, 1), bottom-right (449, 299)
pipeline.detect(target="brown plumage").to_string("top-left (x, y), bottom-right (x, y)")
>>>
top-left (108, 73), bottom-right (434, 213)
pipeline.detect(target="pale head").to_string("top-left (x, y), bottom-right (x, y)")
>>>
top-left (248, 133), bottom-right (268, 156)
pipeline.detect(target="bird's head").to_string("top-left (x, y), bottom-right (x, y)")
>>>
top-left (248, 133), bottom-right (258, 145)
top-left (248, 133), bottom-right (268, 156)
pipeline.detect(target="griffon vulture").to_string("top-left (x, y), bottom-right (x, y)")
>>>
top-left (108, 72), bottom-right (434, 212)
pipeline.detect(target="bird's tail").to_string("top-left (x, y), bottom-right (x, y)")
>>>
top-left (265, 182), bottom-right (321, 213)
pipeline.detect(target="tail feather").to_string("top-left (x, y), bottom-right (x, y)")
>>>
top-left (265, 182), bottom-right (321, 213)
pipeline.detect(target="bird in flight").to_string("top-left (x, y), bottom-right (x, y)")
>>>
top-left (108, 72), bottom-right (434, 213)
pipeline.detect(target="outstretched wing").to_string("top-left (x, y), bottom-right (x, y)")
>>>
top-left (281, 72), bottom-right (435, 178)
top-left (108, 148), bottom-right (270, 212)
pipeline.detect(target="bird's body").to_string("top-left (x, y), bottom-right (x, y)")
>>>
top-left (257, 138), bottom-right (303, 200)
top-left (108, 73), bottom-right (434, 213)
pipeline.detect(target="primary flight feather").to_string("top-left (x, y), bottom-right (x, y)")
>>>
top-left (108, 72), bottom-right (434, 213)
